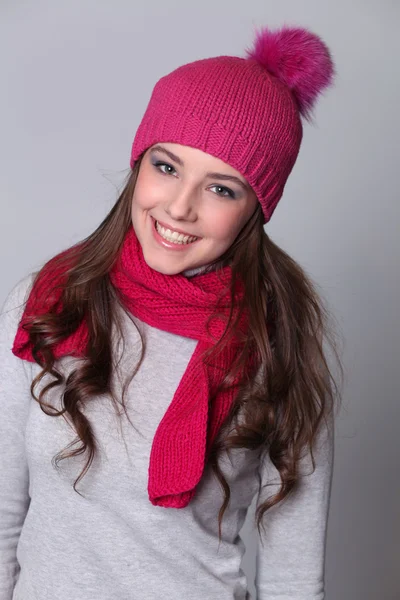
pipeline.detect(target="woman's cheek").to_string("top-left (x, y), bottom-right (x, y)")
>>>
top-left (207, 208), bottom-right (242, 241)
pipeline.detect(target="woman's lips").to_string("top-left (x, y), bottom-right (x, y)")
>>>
top-left (152, 216), bottom-right (199, 238)
top-left (150, 216), bottom-right (202, 251)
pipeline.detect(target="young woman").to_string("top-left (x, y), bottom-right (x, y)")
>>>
top-left (0, 24), bottom-right (343, 600)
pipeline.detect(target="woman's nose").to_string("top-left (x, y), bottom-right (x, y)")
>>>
top-left (164, 186), bottom-right (198, 222)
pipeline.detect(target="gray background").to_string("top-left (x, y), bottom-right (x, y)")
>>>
top-left (1, 1), bottom-right (398, 598)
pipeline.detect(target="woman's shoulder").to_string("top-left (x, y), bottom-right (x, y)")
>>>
top-left (0, 273), bottom-right (38, 383)
top-left (0, 272), bottom-right (36, 324)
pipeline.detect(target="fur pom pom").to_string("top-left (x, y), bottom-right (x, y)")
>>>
top-left (245, 24), bottom-right (335, 120)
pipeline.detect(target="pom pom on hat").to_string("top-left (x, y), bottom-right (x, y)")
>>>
top-left (245, 24), bottom-right (335, 121)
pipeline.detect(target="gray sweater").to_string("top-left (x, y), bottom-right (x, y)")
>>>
top-left (0, 273), bottom-right (334, 600)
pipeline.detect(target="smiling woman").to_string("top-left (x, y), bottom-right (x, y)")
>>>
top-left (1, 22), bottom-right (343, 600)
top-left (131, 142), bottom-right (259, 274)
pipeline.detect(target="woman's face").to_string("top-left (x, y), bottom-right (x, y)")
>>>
top-left (131, 142), bottom-right (259, 275)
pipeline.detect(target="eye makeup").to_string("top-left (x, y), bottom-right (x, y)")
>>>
top-left (150, 155), bottom-right (238, 199)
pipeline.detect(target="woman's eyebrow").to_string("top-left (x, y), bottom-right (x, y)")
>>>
top-left (150, 145), bottom-right (249, 191)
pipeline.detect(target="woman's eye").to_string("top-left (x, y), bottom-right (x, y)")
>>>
top-left (152, 161), bottom-right (235, 198)
top-left (210, 185), bottom-right (235, 199)
top-left (153, 161), bottom-right (176, 175)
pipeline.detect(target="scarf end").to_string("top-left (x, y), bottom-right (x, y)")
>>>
top-left (149, 488), bottom-right (196, 509)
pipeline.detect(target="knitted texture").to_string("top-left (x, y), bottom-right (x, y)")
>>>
top-left (12, 225), bottom-right (255, 508)
top-left (130, 24), bottom-right (335, 223)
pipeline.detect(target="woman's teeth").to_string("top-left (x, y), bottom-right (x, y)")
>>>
top-left (155, 221), bottom-right (199, 245)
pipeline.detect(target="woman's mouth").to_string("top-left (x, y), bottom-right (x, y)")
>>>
top-left (151, 216), bottom-right (201, 249)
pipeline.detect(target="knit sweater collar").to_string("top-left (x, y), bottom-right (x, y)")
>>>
top-left (181, 264), bottom-right (213, 278)
top-left (181, 258), bottom-right (231, 278)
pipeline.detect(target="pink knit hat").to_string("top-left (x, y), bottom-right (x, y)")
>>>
top-left (130, 24), bottom-right (335, 223)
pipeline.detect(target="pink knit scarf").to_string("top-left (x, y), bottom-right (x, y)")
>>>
top-left (12, 225), bottom-right (254, 508)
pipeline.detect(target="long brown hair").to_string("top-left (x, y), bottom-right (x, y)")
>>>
top-left (23, 152), bottom-right (344, 542)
